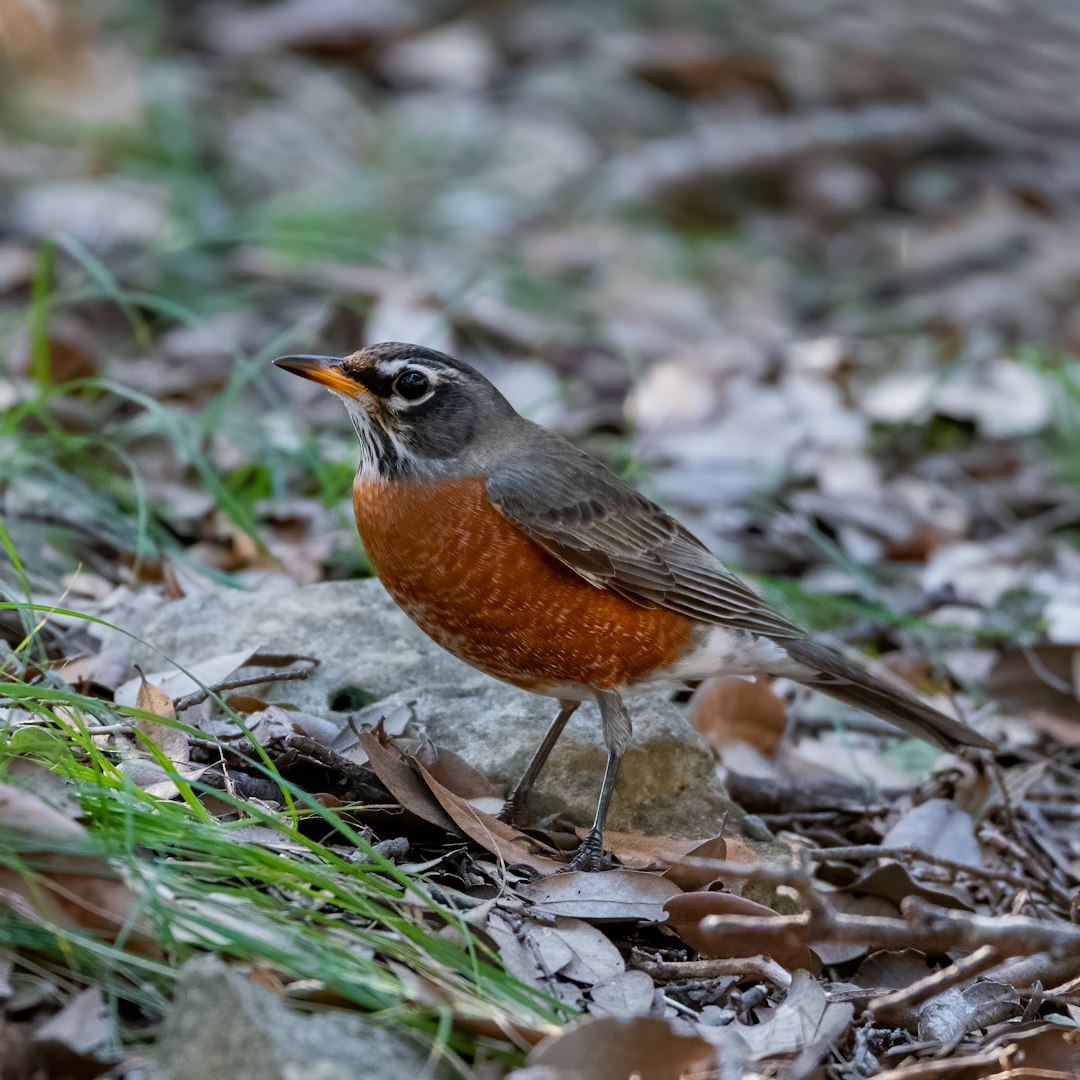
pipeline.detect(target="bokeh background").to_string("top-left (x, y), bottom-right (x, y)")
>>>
top-left (3, 0), bottom-right (1080, 724)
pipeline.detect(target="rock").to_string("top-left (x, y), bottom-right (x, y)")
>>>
top-left (131, 579), bottom-right (751, 838)
top-left (155, 956), bottom-right (441, 1080)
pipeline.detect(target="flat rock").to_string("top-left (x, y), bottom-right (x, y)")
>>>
top-left (154, 955), bottom-right (442, 1080)
top-left (131, 579), bottom-right (752, 837)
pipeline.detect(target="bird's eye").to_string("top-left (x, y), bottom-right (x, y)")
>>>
top-left (394, 370), bottom-right (430, 401)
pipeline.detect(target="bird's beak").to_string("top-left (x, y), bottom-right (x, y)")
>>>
top-left (272, 355), bottom-right (360, 395)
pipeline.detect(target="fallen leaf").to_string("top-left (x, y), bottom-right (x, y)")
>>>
top-left (415, 762), bottom-right (564, 874)
top-left (739, 970), bottom-right (853, 1059)
top-left (122, 672), bottom-right (208, 799)
top-left (880, 798), bottom-right (982, 868)
top-left (0, 781), bottom-right (155, 953)
top-left (664, 891), bottom-right (820, 972)
top-left (115, 648), bottom-right (258, 709)
top-left (520, 870), bottom-right (681, 922)
top-left (526, 1017), bottom-right (714, 1079)
top-left (692, 675), bottom-right (787, 756)
top-left (915, 981), bottom-right (1019, 1042)
top-left (587, 970), bottom-right (655, 1019)
top-left (484, 913), bottom-right (623, 1010)
top-left (408, 737), bottom-right (502, 800)
top-left (32, 986), bottom-right (112, 1062)
top-left (846, 860), bottom-right (973, 911)
top-left (811, 891), bottom-right (898, 966)
top-left (851, 950), bottom-right (933, 993)
top-left (981, 1024), bottom-right (1080, 1078)
top-left (529, 918), bottom-right (625, 986)
top-left (662, 835), bottom-right (732, 892)
top-left (134, 672), bottom-right (187, 761)
top-left (357, 731), bottom-right (456, 832)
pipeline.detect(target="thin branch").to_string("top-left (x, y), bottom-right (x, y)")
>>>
top-left (868, 944), bottom-right (1000, 1026)
top-left (174, 668), bottom-right (310, 712)
top-left (805, 845), bottom-right (1038, 893)
top-left (631, 948), bottom-right (792, 989)
top-left (695, 894), bottom-right (1080, 965)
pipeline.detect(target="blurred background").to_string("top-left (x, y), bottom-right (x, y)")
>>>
top-left (2, 0), bottom-right (1080, 725)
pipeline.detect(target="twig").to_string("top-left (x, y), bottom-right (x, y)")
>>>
top-left (174, 668), bottom-right (310, 712)
top-left (631, 948), bottom-right (792, 990)
top-left (868, 944), bottom-right (1000, 1025)
top-left (805, 845), bottom-right (1038, 893)
top-left (696, 894), bottom-right (1080, 962)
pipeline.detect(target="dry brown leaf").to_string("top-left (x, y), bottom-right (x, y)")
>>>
top-left (134, 673), bottom-right (186, 759)
top-left (846, 860), bottom-right (972, 911)
top-left (520, 870), bottom-right (682, 921)
top-left (661, 835), bottom-right (729, 892)
top-left (851, 949), bottom-right (933, 993)
top-left (525, 1016), bottom-right (715, 1078)
top-left (415, 762), bottom-right (564, 874)
top-left (664, 891), bottom-right (820, 972)
top-left (123, 672), bottom-right (207, 799)
top-left (811, 891), bottom-right (899, 966)
top-left (691, 675), bottom-right (787, 756)
top-left (356, 731), bottom-right (456, 832)
top-left (408, 738), bottom-right (502, 800)
top-left (980, 1024), bottom-right (1080, 1079)
top-left (114, 648), bottom-right (258, 710)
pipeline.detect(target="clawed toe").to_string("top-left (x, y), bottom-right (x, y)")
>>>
top-left (560, 830), bottom-right (611, 873)
top-left (496, 799), bottom-right (527, 826)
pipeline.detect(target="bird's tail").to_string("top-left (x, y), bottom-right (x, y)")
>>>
top-left (783, 639), bottom-right (994, 751)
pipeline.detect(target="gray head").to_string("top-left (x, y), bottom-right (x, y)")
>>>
top-left (274, 342), bottom-right (519, 478)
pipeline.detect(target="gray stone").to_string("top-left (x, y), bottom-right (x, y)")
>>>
top-left (131, 579), bottom-right (748, 837)
top-left (155, 955), bottom-right (443, 1080)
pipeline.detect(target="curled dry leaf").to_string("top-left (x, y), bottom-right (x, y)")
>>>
top-left (662, 834), bottom-right (732, 892)
top-left (664, 891), bottom-right (820, 972)
top-left (407, 737), bottom-right (502, 800)
top-left (520, 870), bottom-right (682, 922)
top-left (916, 981), bottom-right (1020, 1043)
top-left (691, 675), bottom-right (787, 756)
top-left (738, 970), bottom-right (853, 1061)
top-left (356, 730), bottom-right (456, 832)
top-left (123, 672), bottom-right (207, 799)
top-left (415, 762), bottom-right (564, 875)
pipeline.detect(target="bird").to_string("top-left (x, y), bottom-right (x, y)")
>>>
top-left (274, 343), bottom-right (993, 871)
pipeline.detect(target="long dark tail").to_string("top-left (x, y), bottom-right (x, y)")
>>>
top-left (783, 639), bottom-right (994, 751)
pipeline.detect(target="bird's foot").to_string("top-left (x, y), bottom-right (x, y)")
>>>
top-left (496, 793), bottom-right (528, 827)
top-left (560, 829), bottom-right (611, 873)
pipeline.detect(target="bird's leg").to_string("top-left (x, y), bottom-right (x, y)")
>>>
top-left (498, 699), bottom-right (579, 824)
top-left (564, 689), bottom-right (631, 872)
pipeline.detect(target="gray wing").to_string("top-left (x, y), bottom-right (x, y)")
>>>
top-left (485, 435), bottom-right (804, 641)
top-left (485, 429), bottom-right (994, 752)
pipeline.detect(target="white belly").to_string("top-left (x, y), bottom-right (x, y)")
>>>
top-left (631, 624), bottom-right (814, 686)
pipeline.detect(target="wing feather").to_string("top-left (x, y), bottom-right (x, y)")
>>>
top-left (485, 440), bottom-right (804, 641)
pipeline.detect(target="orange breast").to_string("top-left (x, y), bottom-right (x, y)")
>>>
top-left (353, 476), bottom-right (693, 693)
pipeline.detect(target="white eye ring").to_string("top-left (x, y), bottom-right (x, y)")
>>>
top-left (393, 369), bottom-right (431, 401)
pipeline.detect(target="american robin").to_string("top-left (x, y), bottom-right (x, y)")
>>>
top-left (275, 343), bottom-right (993, 871)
